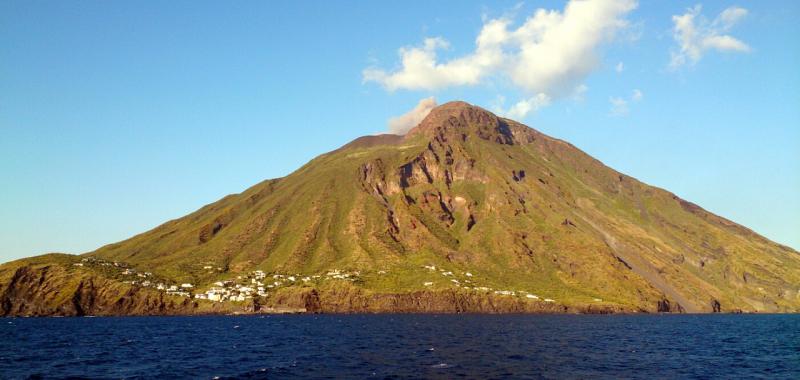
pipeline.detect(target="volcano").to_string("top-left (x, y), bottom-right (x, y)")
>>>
top-left (2, 101), bottom-right (798, 316)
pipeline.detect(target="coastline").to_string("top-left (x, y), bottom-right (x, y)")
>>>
top-left (0, 262), bottom-right (758, 317)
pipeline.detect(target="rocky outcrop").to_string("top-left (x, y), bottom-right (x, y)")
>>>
top-left (407, 101), bottom-right (515, 145)
top-left (657, 298), bottom-right (685, 313)
top-left (710, 298), bottom-right (722, 313)
top-left (0, 265), bottom-right (201, 317)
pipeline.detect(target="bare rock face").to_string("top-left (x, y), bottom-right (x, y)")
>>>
top-left (407, 101), bottom-right (516, 145)
top-left (0, 265), bottom-right (198, 317)
top-left (657, 298), bottom-right (685, 313)
top-left (710, 299), bottom-right (722, 313)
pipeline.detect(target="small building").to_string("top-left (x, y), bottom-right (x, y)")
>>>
top-left (207, 291), bottom-right (222, 302)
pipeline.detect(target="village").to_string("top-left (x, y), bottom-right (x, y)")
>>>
top-left (73, 257), bottom-right (194, 297)
top-left (74, 257), bottom-right (563, 305)
top-left (190, 269), bottom-right (360, 302)
top-left (419, 264), bottom-right (558, 303)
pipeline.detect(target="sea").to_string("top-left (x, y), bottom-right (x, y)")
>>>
top-left (1, 314), bottom-right (797, 379)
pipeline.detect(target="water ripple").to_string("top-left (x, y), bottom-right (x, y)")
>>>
top-left (0, 314), bottom-right (797, 379)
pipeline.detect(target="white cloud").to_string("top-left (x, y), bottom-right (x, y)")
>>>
top-left (670, 5), bottom-right (751, 68)
top-left (718, 6), bottom-right (748, 28)
top-left (631, 88), bottom-right (643, 101)
top-left (364, 0), bottom-right (638, 118)
top-left (387, 97), bottom-right (438, 135)
top-left (493, 93), bottom-right (552, 120)
top-left (609, 97), bottom-right (629, 116)
top-left (615, 61), bottom-right (624, 73)
top-left (363, 36), bottom-right (499, 92)
top-left (508, 0), bottom-right (637, 95)
top-left (572, 84), bottom-right (589, 101)
top-left (610, 89), bottom-right (643, 116)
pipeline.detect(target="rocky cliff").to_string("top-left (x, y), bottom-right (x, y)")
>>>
top-left (1, 261), bottom-right (649, 316)
top-left (0, 263), bottom-right (199, 316)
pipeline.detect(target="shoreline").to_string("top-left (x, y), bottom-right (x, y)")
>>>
top-left (2, 310), bottom-right (786, 318)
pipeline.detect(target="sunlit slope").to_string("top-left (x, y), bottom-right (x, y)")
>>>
top-left (84, 101), bottom-right (800, 312)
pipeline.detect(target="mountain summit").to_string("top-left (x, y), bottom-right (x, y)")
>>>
top-left (407, 101), bottom-right (517, 142)
top-left (2, 101), bottom-right (799, 316)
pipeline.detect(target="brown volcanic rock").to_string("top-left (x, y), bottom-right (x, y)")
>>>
top-left (406, 101), bottom-right (517, 145)
top-left (0, 265), bottom-right (201, 316)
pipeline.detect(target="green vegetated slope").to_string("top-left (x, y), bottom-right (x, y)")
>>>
top-left (3, 101), bottom-right (799, 314)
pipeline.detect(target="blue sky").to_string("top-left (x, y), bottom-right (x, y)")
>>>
top-left (1, 0), bottom-right (798, 262)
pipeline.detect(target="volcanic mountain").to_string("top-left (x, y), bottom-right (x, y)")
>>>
top-left (2, 101), bottom-right (799, 316)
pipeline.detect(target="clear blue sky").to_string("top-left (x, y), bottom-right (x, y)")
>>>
top-left (1, 1), bottom-right (798, 263)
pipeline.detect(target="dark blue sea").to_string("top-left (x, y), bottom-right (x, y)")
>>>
top-left (1, 314), bottom-right (798, 379)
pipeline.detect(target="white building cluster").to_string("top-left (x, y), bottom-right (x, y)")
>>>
top-left (417, 264), bottom-right (559, 304)
top-left (190, 269), bottom-right (361, 303)
top-left (75, 257), bottom-right (568, 306)
top-left (77, 257), bottom-right (176, 294)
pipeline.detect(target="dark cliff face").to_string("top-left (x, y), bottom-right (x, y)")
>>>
top-left (0, 265), bottom-right (199, 317)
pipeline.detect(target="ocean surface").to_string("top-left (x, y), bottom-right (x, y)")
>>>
top-left (1, 314), bottom-right (798, 379)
